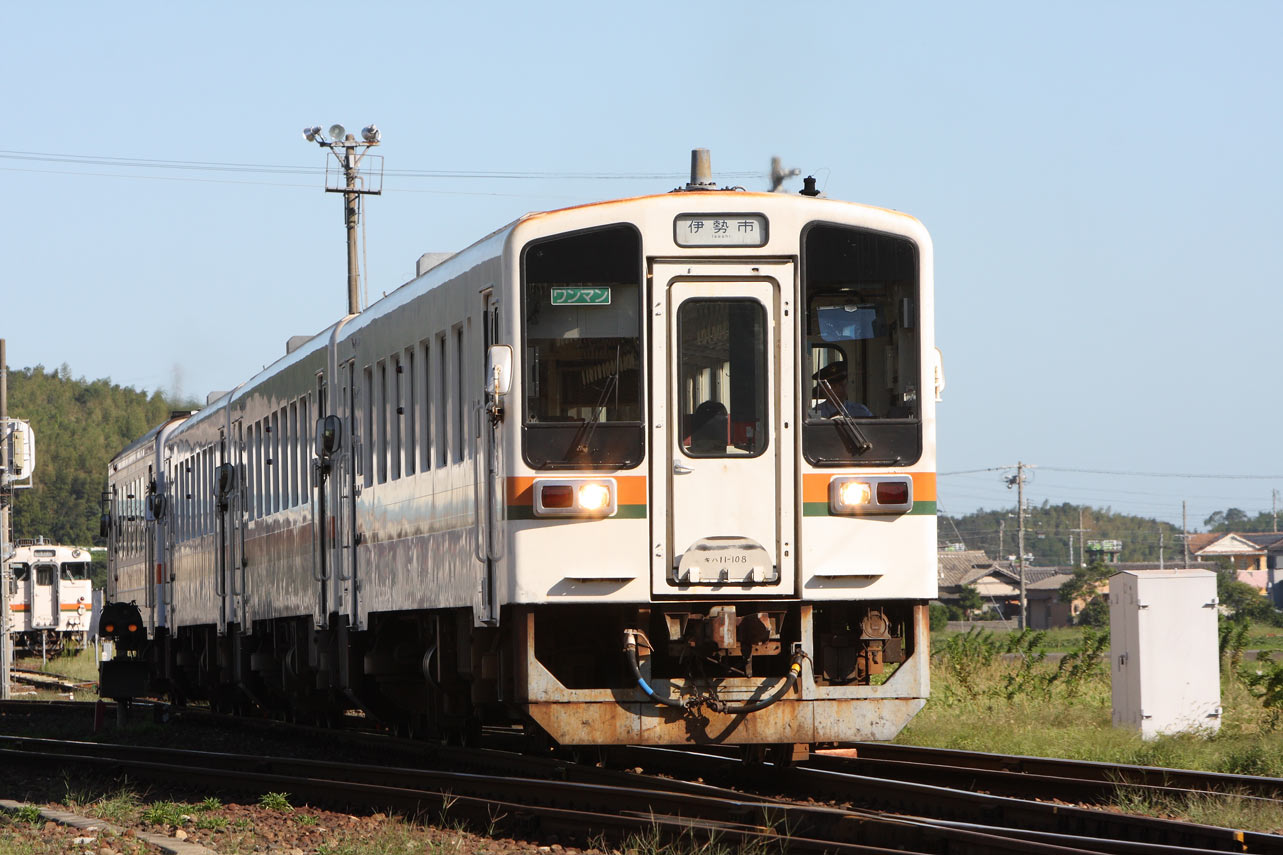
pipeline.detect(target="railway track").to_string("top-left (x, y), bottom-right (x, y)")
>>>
top-left (815, 742), bottom-right (1283, 803)
top-left (3, 720), bottom-right (1282, 854)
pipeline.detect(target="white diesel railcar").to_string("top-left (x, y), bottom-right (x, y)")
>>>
top-left (7, 539), bottom-right (95, 654)
top-left (103, 158), bottom-right (941, 751)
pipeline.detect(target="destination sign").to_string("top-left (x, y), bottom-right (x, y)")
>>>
top-left (551, 287), bottom-right (611, 305)
top-left (674, 213), bottom-right (767, 247)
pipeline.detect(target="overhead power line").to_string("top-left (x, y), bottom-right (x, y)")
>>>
top-left (0, 149), bottom-right (764, 182)
top-left (942, 465), bottom-right (1282, 480)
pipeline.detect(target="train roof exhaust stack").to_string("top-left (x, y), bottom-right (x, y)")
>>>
top-left (684, 148), bottom-right (717, 191)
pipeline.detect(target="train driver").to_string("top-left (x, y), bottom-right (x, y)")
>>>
top-left (809, 361), bottom-right (873, 419)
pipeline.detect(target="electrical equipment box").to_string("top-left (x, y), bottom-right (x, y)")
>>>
top-left (1110, 569), bottom-right (1221, 739)
top-left (3, 418), bottom-right (35, 484)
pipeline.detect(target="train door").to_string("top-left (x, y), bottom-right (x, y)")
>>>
top-left (227, 420), bottom-right (247, 630)
top-left (334, 359), bottom-right (359, 627)
top-left (310, 373), bottom-right (330, 622)
top-left (34, 561), bottom-right (56, 629)
top-left (145, 464), bottom-right (157, 632)
top-left (650, 262), bottom-right (796, 596)
top-left (475, 291), bottom-right (503, 624)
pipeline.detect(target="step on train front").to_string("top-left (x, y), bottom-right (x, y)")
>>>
top-left (100, 151), bottom-right (941, 749)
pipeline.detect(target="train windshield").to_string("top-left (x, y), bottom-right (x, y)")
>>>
top-left (62, 561), bottom-right (91, 581)
top-left (522, 225), bottom-right (644, 468)
top-left (802, 224), bottom-right (922, 466)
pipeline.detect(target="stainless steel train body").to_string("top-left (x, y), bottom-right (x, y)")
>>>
top-left (104, 182), bottom-right (939, 748)
top-left (6, 539), bottom-right (95, 653)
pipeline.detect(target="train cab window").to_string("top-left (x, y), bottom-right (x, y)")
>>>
top-left (677, 299), bottom-right (768, 458)
top-left (521, 225), bottom-right (644, 468)
top-left (62, 562), bottom-right (90, 581)
top-left (36, 565), bottom-right (55, 586)
top-left (10, 563), bottom-right (29, 583)
top-left (802, 224), bottom-right (922, 466)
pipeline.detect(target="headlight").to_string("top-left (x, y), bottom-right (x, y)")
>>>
top-left (829, 476), bottom-right (913, 515)
top-left (534, 478), bottom-right (618, 518)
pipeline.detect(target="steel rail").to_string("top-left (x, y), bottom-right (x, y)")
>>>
top-left (604, 745), bottom-right (1283, 854)
top-left (0, 735), bottom-right (1215, 855)
top-left (821, 743), bottom-right (1283, 801)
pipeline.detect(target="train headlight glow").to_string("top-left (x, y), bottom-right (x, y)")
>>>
top-left (534, 479), bottom-right (618, 518)
top-left (578, 483), bottom-right (612, 511)
top-left (829, 476), bottom-right (914, 515)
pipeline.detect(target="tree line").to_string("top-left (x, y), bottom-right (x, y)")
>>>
top-left (6, 364), bottom-right (183, 547)
top-left (943, 501), bottom-right (1211, 566)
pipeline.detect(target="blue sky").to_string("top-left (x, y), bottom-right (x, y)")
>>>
top-left (4, 2), bottom-right (1280, 530)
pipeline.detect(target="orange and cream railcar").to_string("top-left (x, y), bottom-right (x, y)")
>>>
top-left (103, 154), bottom-right (940, 751)
top-left (7, 539), bottom-right (95, 653)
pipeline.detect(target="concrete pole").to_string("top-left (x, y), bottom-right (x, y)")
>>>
top-left (343, 138), bottom-right (361, 315)
top-left (1, 338), bottom-right (11, 700)
top-left (1017, 462), bottom-right (1027, 630)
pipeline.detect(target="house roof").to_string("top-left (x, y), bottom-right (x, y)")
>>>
top-left (937, 550), bottom-right (1010, 587)
top-left (1192, 532), bottom-right (1281, 556)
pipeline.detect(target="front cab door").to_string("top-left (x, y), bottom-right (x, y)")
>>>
top-left (651, 263), bottom-right (795, 596)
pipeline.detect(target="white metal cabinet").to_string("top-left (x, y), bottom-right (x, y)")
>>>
top-left (1109, 569), bottom-right (1221, 739)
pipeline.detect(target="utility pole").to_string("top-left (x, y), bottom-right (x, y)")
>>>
top-left (1006, 462), bottom-right (1030, 629)
top-left (1070, 507), bottom-right (1089, 568)
top-left (1273, 489), bottom-right (1279, 533)
top-left (1159, 529), bottom-right (1165, 570)
top-left (1183, 500), bottom-right (1190, 568)
top-left (1, 338), bottom-right (11, 700)
top-left (303, 124), bottom-right (383, 315)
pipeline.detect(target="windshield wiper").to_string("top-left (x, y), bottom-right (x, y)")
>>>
top-left (814, 376), bottom-right (872, 454)
top-left (573, 371), bottom-right (619, 455)
top-left (833, 414), bottom-right (873, 455)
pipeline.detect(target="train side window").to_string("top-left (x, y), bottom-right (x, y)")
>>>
top-left (376, 359), bottom-right (389, 484)
top-left (404, 348), bottom-right (416, 476)
top-left (288, 401), bottom-right (299, 506)
top-left (363, 365), bottom-right (375, 488)
top-left (420, 340), bottom-right (433, 471)
top-left (437, 334), bottom-right (448, 468)
top-left (454, 325), bottom-right (466, 464)
top-left (253, 421), bottom-right (264, 519)
top-left (391, 356), bottom-right (402, 480)
top-left (520, 224), bottom-right (644, 468)
top-left (300, 395), bottom-right (311, 498)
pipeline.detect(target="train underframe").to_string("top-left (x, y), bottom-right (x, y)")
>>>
top-left (125, 599), bottom-right (929, 748)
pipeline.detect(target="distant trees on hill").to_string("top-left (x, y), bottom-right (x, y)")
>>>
top-left (941, 500), bottom-right (1263, 566)
top-left (1204, 507), bottom-right (1280, 533)
top-left (6, 364), bottom-right (181, 547)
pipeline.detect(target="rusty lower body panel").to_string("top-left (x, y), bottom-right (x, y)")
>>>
top-left (515, 603), bottom-right (931, 746)
top-left (527, 695), bottom-right (928, 746)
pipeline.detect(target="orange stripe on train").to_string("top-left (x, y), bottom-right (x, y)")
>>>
top-left (507, 475), bottom-right (647, 505)
top-left (801, 472), bottom-right (937, 504)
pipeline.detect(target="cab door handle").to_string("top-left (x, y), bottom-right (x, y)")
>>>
top-left (673, 462), bottom-right (693, 475)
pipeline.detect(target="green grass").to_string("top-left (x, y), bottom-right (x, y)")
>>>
top-left (35, 647), bottom-right (102, 683)
top-left (905, 624), bottom-right (1283, 832)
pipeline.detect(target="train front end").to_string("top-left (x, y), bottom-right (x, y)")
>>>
top-left (495, 182), bottom-right (938, 748)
